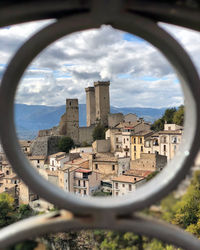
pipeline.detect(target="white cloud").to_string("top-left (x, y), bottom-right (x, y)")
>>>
top-left (1, 20), bottom-right (200, 108)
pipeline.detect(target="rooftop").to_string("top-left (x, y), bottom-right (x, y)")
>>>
top-left (49, 152), bottom-right (67, 159)
top-left (112, 175), bottom-right (144, 184)
top-left (125, 169), bottom-right (153, 178)
top-left (75, 169), bottom-right (92, 173)
top-left (93, 153), bottom-right (117, 162)
top-left (133, 130), bottom-right (153, 137)
top-left (159, 129), bottom-right (183, 135)
top-left (28, 155), bottom-right (46, 160)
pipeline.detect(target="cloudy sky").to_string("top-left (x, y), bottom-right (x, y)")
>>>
top-left (0, 20), bottom-right (200, 108)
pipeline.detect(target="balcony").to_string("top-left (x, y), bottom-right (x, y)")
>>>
top-left (73, 185), bottom-right (87, 189)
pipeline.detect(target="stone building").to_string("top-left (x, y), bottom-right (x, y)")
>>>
top-left (159, 124), bottom-right (183, 161)
top-left (89, 153), bottom-right (118, 179)
top-left (49, 152), bottom-right (68, 171)
top-left (59, 99), bottom-right (79, 144)
top-left (85, 87), bottom-right (96, 127)
top-left (130, 153), bottom-right (167, 172)
top-left (112, 175), bottom-right (146, 196)
top-left (31, 80), bottom-right (143, 156)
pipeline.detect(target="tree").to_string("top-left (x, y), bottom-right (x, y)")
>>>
top-left (151, 118), bottom-right (165, 131)
top-left (173, 105), bottom-right (184, 126)
top-left (172, 171), bottom-right (200, 230)
top-left (58, 137), bottom-right (74, 153)
top-left (163, 108), bottom-right (176, 124)
top-left (92, 123), bottom-right (105, 141)
top-left (0, 193), bottom-right (15, 228)
top-left (146, 171), bottom-right (159, 182)
top-left (151, 106), bottom-right (184, 131)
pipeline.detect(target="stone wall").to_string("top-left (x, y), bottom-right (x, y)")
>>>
top-left (108, 113), bottom-right (123, 128)
top-left (118, 157), bottom-right (130, 175)
top-left (92, 139), bottom-right (110, 153)
top-left (130, 153), bottom-right (167, 171)
top-left (38, 129), bottom-right (52, 137)
top-left (30, 136), bottom-right (61, 156)
top-left (79, 126), bottom-right (94, 145)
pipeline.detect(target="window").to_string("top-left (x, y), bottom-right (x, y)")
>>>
top-left (172, 137), bottom-right (177, 143)
top-left (6, 170), bottom-right (9, 175)
top-left (115, 183), bottom-right (118, 189)
top-left (148, 151), bottom-right (150, 154)
top-left (95, 164), bottom-right (98, 170)
top-left (116, 145), bottom-right (119, 149)
top-left (116, 192), bottom-right (118, 196)
top-left (37, 165), bottom-right (40, 169)
top-left (124, 138), bottom-right (125, 143)
top-left (134, 153), bottom-right (136, 158)
top-left (78, 180), bottom-right (80, 186)
top-left (140, 138), bottom-right (142, 144)
top-left (52, 160), bottom-right (54, 166)
top-left (83, 180), bottom-right (86, 187)
top-left (168, 126), bottom-right (171, 130)
top-left (116, 137), bottom-right (118, 142)
top-left (112, 165), bottom-right (115, 171)
top-left (134, 178), bottom-right (137, 181)
top-left (164, 145), bottom-right (166, 152)
top-left (37, 160), bottom-right (40, 163)
top-left (79, 189), bottom-right (81, 193)
top-left (129, 184), bottom-right (132, 191)
top-left (134, 138), bottom-right (136, 144)
top-left (84, 190), bottom-right (87, 195)
top-left (127, 138), bottom-right (129, 141)
top-left (134, 146), bottom-right (136, 151)
top-left (126, 152), bottom-right (128, 157)
top-left (122, 184), bottom-right (125, 187)
top-left (141, 146), bottom-right (143, 152)
top-left (163, 137), bottom-right (167, 143)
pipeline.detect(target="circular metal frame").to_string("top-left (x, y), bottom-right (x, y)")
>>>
top-left (0, 12), bottom-right (200, 216)
top-left (1, 211), bottom-right (200, 250)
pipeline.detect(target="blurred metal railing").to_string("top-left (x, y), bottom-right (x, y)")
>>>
top-left (0, 1), bottom-right (200, 249)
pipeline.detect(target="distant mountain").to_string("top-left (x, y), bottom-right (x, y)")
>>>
top-left (14, 103), bottom-right (166, 140)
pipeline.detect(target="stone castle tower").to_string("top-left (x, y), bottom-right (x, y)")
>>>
top-left (59, 98), bottom-right (79, 144)
top-left (85, 87), bottom-right (96, 127)
top-left (85, 81), bottom-right (110, 127)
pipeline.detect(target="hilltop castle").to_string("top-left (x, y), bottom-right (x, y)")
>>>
top-left (31, 81), bottom-right (139, 155)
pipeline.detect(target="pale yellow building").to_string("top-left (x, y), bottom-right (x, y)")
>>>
top-left (131, 131), bottom-right (153, 160)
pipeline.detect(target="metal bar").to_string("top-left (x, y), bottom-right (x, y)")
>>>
top-left (0, 211), bottom-right (200, 250)
top-left (126, 0), bottom-right (200, 31)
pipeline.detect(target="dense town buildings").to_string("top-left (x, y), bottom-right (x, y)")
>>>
top-left (0, 80), bottom-right (183, 211)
